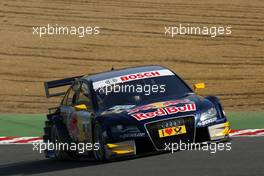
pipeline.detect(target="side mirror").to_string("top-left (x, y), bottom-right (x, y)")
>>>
top-left (74, 104), bottom-right (87, 111)
top-left (193, 83), bottom-right (205, 92)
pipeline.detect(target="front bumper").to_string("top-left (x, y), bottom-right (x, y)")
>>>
top-left (104, 121), bottom-right (231, 159)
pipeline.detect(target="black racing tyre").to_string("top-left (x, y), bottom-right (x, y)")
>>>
top-left (93, 122), bottom-right (107, 162)
top-left (49, 119), bottom-right (78, 160)
top-left (43, 120), bottom-right (52, 158)
top-left (50, 125), bottom-right (72, 160)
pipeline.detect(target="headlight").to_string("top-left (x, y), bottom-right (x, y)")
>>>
top-left (110, 125), bottom-right (140, 134)
top-left (200, 107), bottom-right (217, 121)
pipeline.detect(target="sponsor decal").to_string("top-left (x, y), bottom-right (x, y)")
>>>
top-left (120, 71), bottom-right (161, 81)
top-left (109, 105), bottom-right (135, 110)
top-left (127, 99), bottom-right (192, 114)
top-left (93, 69), bottom-right (174, 90)
top-left (198, 117), bottom-right (217, 126)
top-left (131, 103), bottom-right (196, 121)
top-left (158, 125), bottom-right (187, 138)
top-left (102, 105), bottom-right (135, 115)
top-left (119, 133), bottom-right (146, 138)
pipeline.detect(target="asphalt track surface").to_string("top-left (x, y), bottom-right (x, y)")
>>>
top-left (0, 137), bottom-right (263, 176)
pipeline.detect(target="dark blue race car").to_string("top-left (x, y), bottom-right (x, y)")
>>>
top-left (43, 65), bottom-right (230, 161)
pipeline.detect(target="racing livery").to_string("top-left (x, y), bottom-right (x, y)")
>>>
top-left (43, 65), bottom-right (230, 161)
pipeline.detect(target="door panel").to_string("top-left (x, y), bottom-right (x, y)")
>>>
top-left (69, 110), bottom-right (93, 142)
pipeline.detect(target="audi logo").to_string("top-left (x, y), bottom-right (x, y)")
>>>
top-left (160, 119), bottom-right (184, 128)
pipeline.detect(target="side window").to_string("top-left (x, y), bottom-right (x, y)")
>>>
top-left (66, 88), bottom-right (77, 106)
top-left (76, 83), bottom-right (93, 111)
top-left (62, 88), bottom-right (70, 106)
top-left (62, 82), bottom-right (80, 106)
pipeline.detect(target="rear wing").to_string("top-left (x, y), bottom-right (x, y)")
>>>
top-left (44, 75), bottom-right (83, 98)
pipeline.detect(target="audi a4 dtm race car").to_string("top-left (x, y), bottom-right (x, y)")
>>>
top-left (43, 65), bottom-right (230, 161)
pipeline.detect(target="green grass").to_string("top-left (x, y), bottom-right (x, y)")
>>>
top-left (0, 114), bottom-right (45, 136)
top-left (227, 112), bottom-right (264, 130)
top-left (0, 112), bottom-right (263, 136)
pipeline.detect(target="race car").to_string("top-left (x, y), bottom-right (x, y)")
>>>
top-left (43, 65), bottom-right (230, 161)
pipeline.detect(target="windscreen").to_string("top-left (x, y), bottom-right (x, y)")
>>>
top-left (93, 70), bottom-right (192, 110)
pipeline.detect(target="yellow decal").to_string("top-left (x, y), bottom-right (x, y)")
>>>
top-left (193, 83), bottom-right (205, 90)
top-left (151, 102), bottom-right (166, 108)
top-left (106, 143), bottom-right (119, 148)
top-left (112, 149), bottom-right (134, 155)
top-left (74, 104), bottom-right (87, 111)
top-left (158, 125), bottom-right (187, 138)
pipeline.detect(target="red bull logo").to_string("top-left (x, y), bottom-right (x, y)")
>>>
top-left (131, 103), bottom-right (196, 121)
top-left (127, 99), bottom-right (192, 114)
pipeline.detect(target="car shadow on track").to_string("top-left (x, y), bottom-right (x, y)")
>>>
top-left (0, 152), bottom-right (167, 176)
top-left (0, 159), bottom-right (101, 176)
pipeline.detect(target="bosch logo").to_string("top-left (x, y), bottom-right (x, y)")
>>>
top-left (120, 71), bottom-right (161, 81)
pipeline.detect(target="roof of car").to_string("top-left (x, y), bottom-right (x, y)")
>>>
top-left (83, 65), bottom-right (168, 82)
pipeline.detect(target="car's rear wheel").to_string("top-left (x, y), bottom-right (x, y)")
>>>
top-left (46, 117), bottom-right (78, 160)
top-left (93, 122), bottom-right (107, 162)
top-left (50, 125), bottom-right (72, 160)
